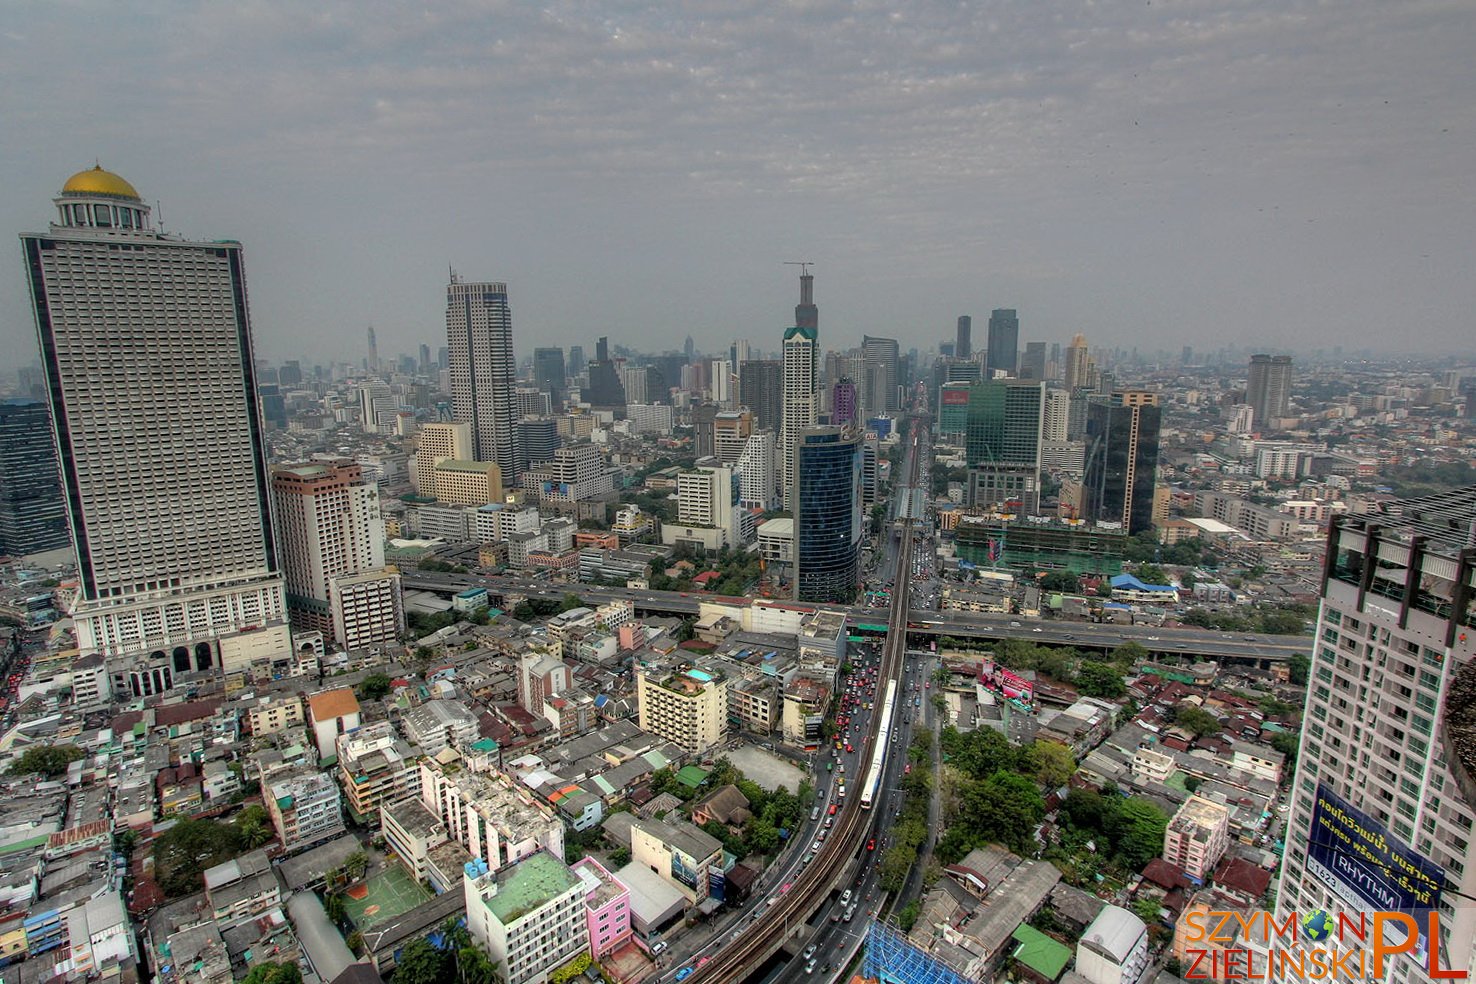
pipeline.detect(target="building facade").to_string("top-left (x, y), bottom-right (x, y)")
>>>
top-left (448, 277), bottom-right (521, 482)
top-left (965, 380), bottom-right (1044, 514)
top-left (780, 273), bottom-right (820, 511)
top-left (21, 166), bottom-right (286, 678)
top-left (414, 421), bottom-right (474, 499)
top-left (465, 853), bottom-right (586, 984)
top-left (986, 308), bottom-right (1019, 378)
top-left (636, 663), bottom-right (728, 753)
top-left (1275, 494), bottom-right (1476, 983)
top-left (1246, 353), bottom-right (1293, 428)
top-left (1082, 392), bottom-right (1162, 535)
top-left (0, 399), bottom-right (69, 556)
top-left (793, 427), bottom-right (862, 604)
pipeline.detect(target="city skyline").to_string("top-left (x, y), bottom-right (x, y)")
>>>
top-left (3, 2), bottom-right (1475, 366)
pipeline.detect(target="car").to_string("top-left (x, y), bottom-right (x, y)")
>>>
top-left (805, 959), bottom-right (818, 974)
top-left (828, 804), bottom-right (837, 816)
top-left (804, 944), bottom-right (819, 960)
top-left (650, 941), bottom-right (668, 955)
top-left (812, 840), bottom-right (822, 851)
top-left (867, 838), bottom-right (876, 851)
top-left (675, 968), bottom-right (693, 981)
top-left (802, 852), bottom-right (814, 864)
top-left (904, 763), bottom-right (912, 774)
top-left (840, 889), bottom-right (853, 906)
top-left (1031, 626), bottom-right (1042, 633)
top-left (845, 743), bottom-right (853, 753)
top-left (825, 816), bottom-right (834, 829)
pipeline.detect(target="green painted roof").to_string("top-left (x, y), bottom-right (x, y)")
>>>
top-left (470, 738), bottom-right (499, 752)
top-left (1011, 924), bottom-right (1073, 980)
top-left (675, 765), bottom-right (708, 788)
top-left (483, 851), bottom-right (581, 925)
top-left (784, 325), bottom-right (818, 341)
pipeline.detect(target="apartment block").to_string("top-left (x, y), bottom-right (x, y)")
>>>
top-left (464, 852), bottom-right (587, 984)
top-left (336, 721), bottom-right (421, 822)
top-left (1161, 794), bottom-right (1231, 881)
top-left (636, 663), bottom-right (728, 754)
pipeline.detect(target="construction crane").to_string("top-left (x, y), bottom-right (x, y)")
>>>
top-left (782, 260), bottom-right (813, 276)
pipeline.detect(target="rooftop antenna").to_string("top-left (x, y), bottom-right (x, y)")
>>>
top-left (783, 261), bottom-right (813, 276)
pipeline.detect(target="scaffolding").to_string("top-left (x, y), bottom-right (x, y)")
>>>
top-left (862, 919), bottom-right (976, 984)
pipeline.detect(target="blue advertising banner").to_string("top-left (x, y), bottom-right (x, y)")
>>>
top-left (1306, 783), bottom-right (1444, 913)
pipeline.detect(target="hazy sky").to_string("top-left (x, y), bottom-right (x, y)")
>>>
top-left (3, 1), bottom-right (1474, 368)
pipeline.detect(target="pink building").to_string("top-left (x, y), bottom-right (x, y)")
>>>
top-left (572, 857), bottom-right (632, 958)
top-left (1162, 793), bottom-right (1231, 881)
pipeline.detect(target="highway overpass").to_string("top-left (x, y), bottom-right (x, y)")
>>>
top-left (398, 573), bottom-right (1310, 668)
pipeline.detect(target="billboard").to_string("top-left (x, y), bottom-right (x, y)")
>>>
top-left (942, 388), bottom-right (970, 406)
top-left (1306, 783), bottom-right (1444, 914)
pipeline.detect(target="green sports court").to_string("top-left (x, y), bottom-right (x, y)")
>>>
top-left (343, 865), bottom-right (433, 929)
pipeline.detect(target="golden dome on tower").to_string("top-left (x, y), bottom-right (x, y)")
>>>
top-left (61, 165), bottom-right (141, 201)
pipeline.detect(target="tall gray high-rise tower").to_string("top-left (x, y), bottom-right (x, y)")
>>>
top-left (447, 276), bottom-right (521, 482)
top-left (956, 316), bottom-right (972, 360)
top-left (862, 336), bottom-right (900, 414)
top-left (1246, 354), bottom-right (1293, 429)
top-left (21, 165), bottom-right (285, 687)
top-left (366, 325), bottom-right (378, 373)
top-left (986, 309), bottom-right (1019, 378)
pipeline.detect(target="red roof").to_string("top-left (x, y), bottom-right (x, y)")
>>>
top-left (1141, 858), bottom-right (1192, 890)
top-left (1214, 857), bottom-right (1273, 900)
top-left (155, 699), bottom-right (223, 728)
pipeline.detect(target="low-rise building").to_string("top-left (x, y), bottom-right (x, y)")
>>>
top-left (572, 856), bottom-right (632, 959)
top-left (246, 694), bottom-right (305, 737)
top-left (262, 765), bottom-right (345, 853)
top-left (337, 722), bottom-right (422, 822)
top-left (1076, 905), bottom-right (1150, 984)
top-left (464, 852), bottom-right (587, 984)
top-left (1162, 794), bottom-right (1231, 882)
top-left (629, 817), bottom-right (723, 907)
top-left (402, 699), bottom-right (480, 757)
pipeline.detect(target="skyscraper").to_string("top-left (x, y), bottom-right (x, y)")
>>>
top-left (793, 426), bottom-right (862, 604)
top-left (832, 378), bottom-right (859, 428)
top-left (955, 316), bottom-right (972, 360)
top-left (21, 166), bottom-right (285, 684)
top-left (1246, 354), bottom-right (1293, 428)
top-left (739, 360), bottom-right (782, 432)
top-left (986, 309), bottom-right (1019, 378)
top-left (1064, 333), bottom-right (1091, 391)
top-left (965, 380), bottom-right (1044, 514)
top-left (0, 399), bottom-right (70, 556)
top-left (780, 273), bottom-right (820, 511)
top-left (414, 422), bottom-right (474, 499)
top-left (567, 344), bottom-right (586, 377)
top-left (1082, 392), bottom-right (1162, 534)
top-left (533, 347), bottom-right (566, 407)
top-left (862, 335), bottom-right (900, 414)
top-left (1021, 341), bottom-right (1048, 381)
top-left (271, 461), bottom-right (386, 640)
top-left (366, 325), bottom-right (378, 373)
top-left (1275, 493), bottom-right (1476, 982)
top-left (447, 276), bottom-right (521, 481)
top-left (584, 336), bottom-right (626, 409)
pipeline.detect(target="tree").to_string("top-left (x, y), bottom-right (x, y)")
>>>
top-left (1133, 896), bottom-right (1163, 926)
top-left (7, 743), bottom-right (85, 777)
top-left (242, 962), bottom-right (303, 984)
top-left (1135, 564), bottom-right (1170, 587)
top-left (235, 805), bottom-right (273, 848)
top-left (1038, 571), bottom-right (1079, 594)
top-left (153, 818), bottom-right (244, 897)
top-left (1107, 798), bottom-right (1169, 870)
top-left (394, 938), bottom-right (450, 984)
top-left (1077, 661), bottom-right (1127, 699)
top-left (1173, 705), bottom-right (1220, 737)
top-left (1024, 741), bottom-right (1077, 789)
top-left (609, 847), bottom-right (631, 867)
top-left (1270, 731), bottom-right (1300, 770)
top-left (557, 593), bottom-right (587, 613)
top-left (1287, 653), bottom-right (1310, 686)
top-left (1109, 641), bottom-right (1150, 669)
top-left (358, 672), bottom-right (393, 700)
top-left (324, 892), bottom-right (348, 925)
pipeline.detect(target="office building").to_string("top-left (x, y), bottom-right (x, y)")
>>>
top-left (636, 662), bottom-right (728, 753)
top-left (1042, 388), bottom-right (1071, 443)
top-left (956, 315), bottom-right (972, 360)
top-left (359, 383), bottom-right (397, 433)
top-left (1021, 341), bottom-right (1048, 381)
top-left (709, 358), bottom-right (733, 406)
top-left (1246, 353), bottom-right (1293, 428)
top-left (780, 273), bottom-right (820, 511)
top-left (414, 422), bottom-right (474, 499)
top-left (271, 461), bottom-right (385, 638)
top-left (464, 853), bottom-right (586, 984)
top-left (567, 344), bottom-right (586, 376)
top-left (793, 427), bottom-right (862, 604)
top-left (832, 378), bottom-right (859, 428)
top-left (447, 276), bottom-right (521, 482)
top-left (739, 359), bottom-right (782, 432)
top-left (736, 432), bottom-right (777, 510)
top-left (533, 347), bottom-right (566, 407)
top-left (663, 463), bottom-right (736, 553)
top-left (862, 335), bottom-right (900, 414)
top-left (0, 400), bottom-right (69, 556)
top-left (937, 382), bottom-right (971, 439)
top-left (1064, 333), bottom-right (1091, 391)
top-left (712, 409), bottom-right (753, 465)
top-left (1082, 391), bottom-right (1162, 534)
top-left (517, 417), bottom-right (561, 472)
top-left (584, 336), bottom-right (626, 409)
top-left (1162, 794), bottom-right (1230, 881)
top-left (331, 568), bottom-right (405, 652)
top-left (626, 403), bottom-right (675, 436)
top-left (21, 166), bottom-right (286, 674)
top-left (366, 325), bottom-right (379, 373)
top-left (965, 380), bottom-right (1045, 515)
top-left (985, 309), bottom-right (1019, 378)
top-left (433, 460), bottom-right (504, 507)
top-left (1275, 494), bottom-right (1476, 983)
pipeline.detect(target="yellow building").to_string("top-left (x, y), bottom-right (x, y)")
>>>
top-left (636, 663), bottom-right (728, 753)
top-left (247, 694), bottom-right (304, 737)
top-left (433, 459), bottom-right (505, 507)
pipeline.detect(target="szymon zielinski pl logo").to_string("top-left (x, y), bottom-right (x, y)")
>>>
top-left (1181, 909), bottom-right (1465, 980)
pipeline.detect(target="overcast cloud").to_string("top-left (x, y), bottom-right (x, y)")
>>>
top-left (3, 0), bottom-right (1473, 366)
